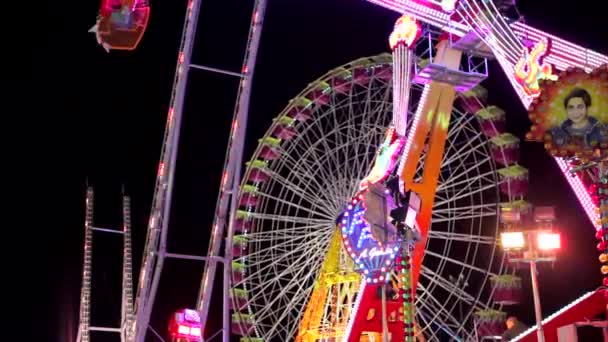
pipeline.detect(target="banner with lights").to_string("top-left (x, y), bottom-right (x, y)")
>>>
top-left (339, 184), bottom-right (402, 284)
top-left (526, 65), bottom-right (608, 159)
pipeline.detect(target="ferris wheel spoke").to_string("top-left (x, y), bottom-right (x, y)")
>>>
top-left (247, 242), bottom-right (327, 326)
top-left (444, 110), bottom-right (473, 140)
top-left (425, 250), bottom-right (495, 274)
top-left (416, 308), bottom-right (443, 342)
top-left (238, 228), bottom-right (331, 263)
top-left (432, 202), bottom-right (497, 216)
top-left (441, 147), bottom-right (490, 182)
top-left (253, 191), bottom-right (333, 220)
top-left (249, 212), bottom-right (331, 228)
top-left (417, 283), bottom-right (465, 327)
top-left (273, 148), bottom-right (342, 210)
top-left (248, 223), bottom-right (332, 241)
top-left (416, 285), bottom-right (463, 339)
top-left (432, 202), bottom-right (497, 223)
top-left (432, 211), bottom-right (496, 223)
top-left (347, 83), bottom-right (388, 174)
top-left (355, 106), bottom-right (392, 180)
top-left (265, 171), bottom-right (338, 218)
top-left (287, 135), bottom-right (349, 210)
top-left (440, 134), bottom-right (486, 171)
top-left (307, 113), bottom-right (353, 192)
top-left (434, 182), bottom-right (496, 207)
top-left (441, 151), bottom-right (492, 186)
top-left (256, 257), bottom-right (324, 338)
top-left (427, 230), bottom-right (498, 244)
top-left (420, 266), bottom-right (479, 305)
top-left (328, 99), bottom-right (354, 186)
top-left (417, 308), bottom-right (452, 342)
top-left (243, 235), bottom-right (329, 292)
top-left (437, 168), bottom-right (494, 193)
top-left (244, 232), bottom-right (328, 272)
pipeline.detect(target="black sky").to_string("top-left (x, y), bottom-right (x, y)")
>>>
top-left (38, 1), bottom-right (608, 341)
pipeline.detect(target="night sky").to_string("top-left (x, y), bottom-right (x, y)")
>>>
top-left (39, 1), bottom-right (607, 341)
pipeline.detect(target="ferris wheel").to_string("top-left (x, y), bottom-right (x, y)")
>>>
top-left (228, 53), bottom-right (521, 341)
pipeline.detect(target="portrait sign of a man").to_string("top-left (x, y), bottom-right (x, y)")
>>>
top-left (526, 65), bottom-right (608, 158)
top-left (549, 87), bottom-right (606, 148)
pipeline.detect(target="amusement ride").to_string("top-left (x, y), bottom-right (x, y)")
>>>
top-left (77, 0), bottom-right (608, 341)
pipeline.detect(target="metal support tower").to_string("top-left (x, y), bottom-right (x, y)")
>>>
top-left (197, 2), bottom-right (267, 341)
top-left (76, 188), bottom-right (95, 342)
top-left (76, 188), bottom-right (134, 342)
top-left (122, 194), bottom-right (135, 342)
top-left (131, 1), bottom-right (268, 342)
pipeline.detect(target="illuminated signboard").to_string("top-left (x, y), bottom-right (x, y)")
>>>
top-left (339, 184), bottom-right (401, 283)
top-left (526, 64), bottom-right (608, 159)
top-left (514, 38), bottom-right (558, 97)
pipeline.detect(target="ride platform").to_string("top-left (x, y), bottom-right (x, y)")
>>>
top-left (412, 32), bottom-right (488, 92)
top-left (512, 289), bottom-right (607, 342)
top-left (449, 31), bottom-right (495, 60)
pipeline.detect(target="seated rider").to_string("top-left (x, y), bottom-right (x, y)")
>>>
top-left (110, 5), bottom-right (134, 29)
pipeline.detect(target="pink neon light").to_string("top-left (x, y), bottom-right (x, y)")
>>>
top-left (554, 158), bottom-right (600, 230)
top-left (367, 0), bottom-right (608, 71)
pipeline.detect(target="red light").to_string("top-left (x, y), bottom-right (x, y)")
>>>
top-left (537, 232), bottom-right (561, 251)
top-left (168, 107), bottom-right (174, 123)
top-left (159, 163), bottom-right (165, 176)
top-left (222, 172), bottom-right (229, 187)
top-left (179, 52), bottom-right (185, 64)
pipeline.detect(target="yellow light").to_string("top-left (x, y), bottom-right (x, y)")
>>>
top-left (600, 253), bottom-right (608, 263)
top-left (501, 232), bottom-right (525, 250)
top-left (389, 15), bottom-right (422, 49)
top-left (537, 232), bottom-right (561, 251)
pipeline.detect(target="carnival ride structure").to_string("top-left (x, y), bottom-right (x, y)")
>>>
top-left (76, 0), bottom-right (608, 341)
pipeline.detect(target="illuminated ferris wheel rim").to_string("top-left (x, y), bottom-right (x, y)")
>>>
top-left (229, 53), bottom-right (517, 341)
